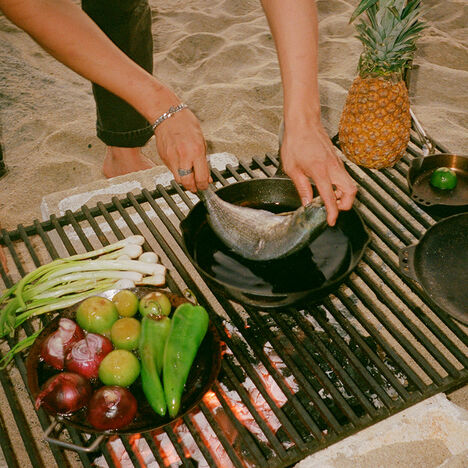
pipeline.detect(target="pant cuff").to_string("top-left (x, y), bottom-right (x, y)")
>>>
top-left (96, 124), bottom-right (154, 148)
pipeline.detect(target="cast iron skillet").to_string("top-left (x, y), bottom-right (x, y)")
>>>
top-left (26, 287), bottom-right (222, 450)
top-left (399, 213), bottom-right (468, 325)
top-left (181, 178), bottom-right (370, 309)
top-left (407, 110), bottom-right (468, 211)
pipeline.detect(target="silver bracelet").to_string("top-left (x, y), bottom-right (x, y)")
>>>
top-left (151, 103), bottom-right (188, 131)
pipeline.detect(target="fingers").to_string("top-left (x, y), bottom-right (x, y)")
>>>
top-left (154, 112), bottom-right (210, 192)
top-left (332, 166), bottom-right (358, 212)
top-left (289, 171), bottom-right (314, 206)
top-left (177, 168), bottom-right (197, 192)
top-left (289, 169), bottom-right (338, 226)
top-left (283, 152), bottom-right (355, 226)
top-left (314, 177), bottom-right (339, 227)
top-left (175, 141), bottom-right (210, 192)
top-left (336, 182), bottom-right (357, 211)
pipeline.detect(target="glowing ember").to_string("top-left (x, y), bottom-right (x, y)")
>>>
top-left (92, 323), bottom-right (300, 467)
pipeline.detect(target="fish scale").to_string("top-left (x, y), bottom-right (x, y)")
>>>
top-left (198, 187), bottom-right (328, 261)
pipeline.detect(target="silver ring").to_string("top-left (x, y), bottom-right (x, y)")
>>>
top-left (177, 168), bottom-right (193, 177)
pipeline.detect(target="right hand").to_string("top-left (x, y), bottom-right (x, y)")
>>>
top-left (280, 120), bottom-right (357, 226)
top-left (153, 107), bottom-right (212, 193)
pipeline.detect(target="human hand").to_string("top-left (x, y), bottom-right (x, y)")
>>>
top-left (154, 107), bottom-right (212, 192)
top-left (280, 121), bottom-right (357, 226)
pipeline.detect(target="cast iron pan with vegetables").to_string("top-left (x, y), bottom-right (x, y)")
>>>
top-left (181, 178), bottom-right (370, 309)
top-left (399, 213), bottom-right (468, 325)
top-left (26, 287), bottom-right (222, 436)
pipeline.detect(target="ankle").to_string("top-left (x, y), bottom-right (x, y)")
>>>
top-left (107, 146), bottom-right (142, 160)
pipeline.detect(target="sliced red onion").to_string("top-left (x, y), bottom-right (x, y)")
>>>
top-left (65, 333), bottom-right (113, 379)
top-left (41, 318), bottom-right (85, 370)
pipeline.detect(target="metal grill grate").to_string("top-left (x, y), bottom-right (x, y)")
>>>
top-left (1, 137), bottom-right (467, 468)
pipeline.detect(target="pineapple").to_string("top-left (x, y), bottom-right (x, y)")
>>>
top-left (338, 0), bottom-right (425, 168)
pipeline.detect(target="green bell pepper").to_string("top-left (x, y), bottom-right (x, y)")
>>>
top-left (163, 302), bottom-right (209, 418)
top-left (139, 314), bottom-right (171, 416)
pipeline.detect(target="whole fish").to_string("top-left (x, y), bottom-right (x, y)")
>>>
top-left (198, 187), bottom-right (328, 261)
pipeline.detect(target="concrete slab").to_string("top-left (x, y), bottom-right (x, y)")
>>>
top-left (295, 393), bottom-right (468, 468)
top-left (40, 152), bottom-right (239, 221)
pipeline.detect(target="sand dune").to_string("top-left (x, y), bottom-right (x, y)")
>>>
top-left (1, 0), bottom-right (467, 231)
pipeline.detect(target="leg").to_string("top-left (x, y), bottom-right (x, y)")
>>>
top-left (82, 0), bottom-right (156, 177)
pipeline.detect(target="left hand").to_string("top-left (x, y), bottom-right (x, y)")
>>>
top-left (280, 121), bottom-right (357, 226)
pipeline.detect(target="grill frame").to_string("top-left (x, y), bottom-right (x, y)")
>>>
top-left (1, 139), bottom-right (467, 468)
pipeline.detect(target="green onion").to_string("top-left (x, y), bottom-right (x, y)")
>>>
top-left (0, 236), bottom-right (166, 366)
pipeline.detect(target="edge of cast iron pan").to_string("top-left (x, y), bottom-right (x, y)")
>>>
top-left (181, 178), bottom-right (371, 309)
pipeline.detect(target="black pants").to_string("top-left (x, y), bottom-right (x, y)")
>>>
top-left (82, 0), bottom-right (154, 147)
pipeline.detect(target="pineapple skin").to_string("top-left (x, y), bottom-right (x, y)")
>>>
top-left (338, 75), bottom-right (411, 169)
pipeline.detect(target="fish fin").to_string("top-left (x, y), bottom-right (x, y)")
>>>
top-left (254, 238), bottom-right (266, 255)
top-left (305, 196), bottom-right (324, 208)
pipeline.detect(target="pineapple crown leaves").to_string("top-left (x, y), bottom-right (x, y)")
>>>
top-left (350, 0), bottom-right (426, 76)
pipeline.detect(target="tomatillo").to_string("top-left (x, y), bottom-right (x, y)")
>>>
top-left (430, 167), bottom-right (457, 190)
top-left (99, 349), bottom-right (140, 387)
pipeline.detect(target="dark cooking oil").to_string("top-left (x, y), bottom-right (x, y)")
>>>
top-left (194, 202), bottom-right (352, 295)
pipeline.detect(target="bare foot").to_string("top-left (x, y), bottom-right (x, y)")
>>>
top-left (102, 146), bottom-right (156, 178)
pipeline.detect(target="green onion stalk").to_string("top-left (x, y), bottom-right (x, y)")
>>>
top-left (0, 235), bottom-right (167, 368)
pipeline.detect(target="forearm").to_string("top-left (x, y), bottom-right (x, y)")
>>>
top-left (0, 0), bottom-right (177, 123)
top-left (260, 0), bottom-right (321, 125)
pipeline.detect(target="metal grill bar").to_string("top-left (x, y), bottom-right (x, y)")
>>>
top-left (210, 382), bottom-right (268, 464)
top-left (0, 410), bottom-right (19, 468)
top-left (218, 359), bottom-right (288, 458)
top-left (298, 305), bottom-right (402, 407)
top-left (142, 432), bottom-right (169, 467)
top-left (318, 298), bottom-right (411, 400)
top-left (276, 307), bottom-right (393, 411)
top-left (0, 144), bottom-right (467, 468)
top-left (245, 305), bottom-right (359, 430)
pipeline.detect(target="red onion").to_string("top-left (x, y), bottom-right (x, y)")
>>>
top-left (65, 333), bottom-right (113, 379)
top-left (87, 386), bottom-right (137, 431)
top-left (35, 372), bottom-right (92, 415)
top-left (41, 318), bottom-right (85, 370)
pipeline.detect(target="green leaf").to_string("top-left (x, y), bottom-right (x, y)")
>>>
top-left (0, 330), bottom-right (41, 369)
top-left (350, 0), bottom-right (380, 23)
top-left (402, 0), bottom-right (422, 20)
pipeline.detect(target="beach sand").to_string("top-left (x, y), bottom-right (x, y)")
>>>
top-left (1, 0), bottom-right (466, 231)
top-left (0, 2), bottom-right (467, 467)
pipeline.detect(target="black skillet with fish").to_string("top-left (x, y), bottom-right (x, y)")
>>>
top-left (181, 178), bottom-right (370, 309)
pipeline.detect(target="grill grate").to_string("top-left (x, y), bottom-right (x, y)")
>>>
top-left (1, 137), bottom-right (467, 468)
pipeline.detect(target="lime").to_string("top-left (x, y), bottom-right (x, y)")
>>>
top-left (98, 349), bottom-right (140, 387)
top-left (430, 167), bottom-right (457, 190)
